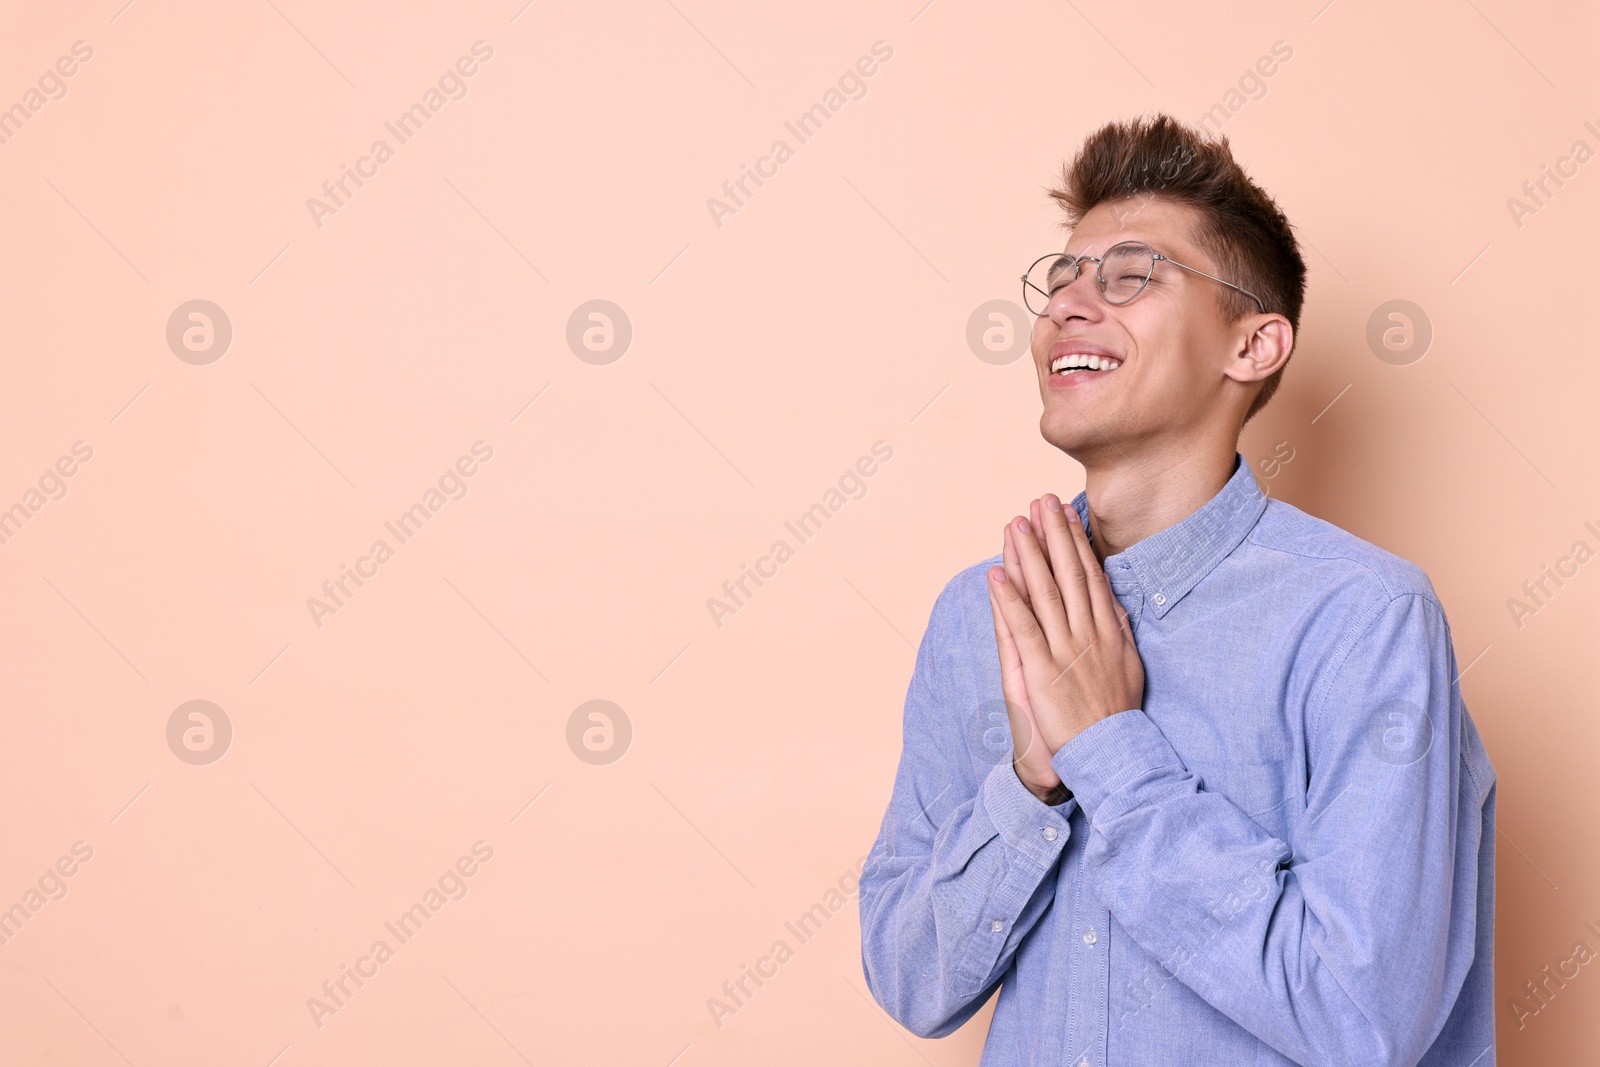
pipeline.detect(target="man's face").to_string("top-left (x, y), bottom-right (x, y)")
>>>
top-left (1031, 197), bottom-right (1259, 461)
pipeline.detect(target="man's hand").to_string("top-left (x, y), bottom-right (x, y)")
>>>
top-left (987, 494), bottom-right (1146, 803)
top-left (987, 516), bottom-right (1064, 802)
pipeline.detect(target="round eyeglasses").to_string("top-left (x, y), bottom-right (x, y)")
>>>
top-left (1022, 241), bottom-right (1266, 317)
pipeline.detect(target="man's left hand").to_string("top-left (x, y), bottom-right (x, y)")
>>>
top-left (987, 494), bottom-right (1146, 757)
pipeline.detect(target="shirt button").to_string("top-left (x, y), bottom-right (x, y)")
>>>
top-left (1082, 927), bottom-right (1098, 945)
top-left (990, 919), bottom-right (1005, 933)
top-left (1042, 826), bottom-right (1059, 840)
top-left (1152, 593), bottom-right (1166, 605)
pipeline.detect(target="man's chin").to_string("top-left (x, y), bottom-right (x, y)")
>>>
top-left (1038, 410), bottom-right (1101, 456)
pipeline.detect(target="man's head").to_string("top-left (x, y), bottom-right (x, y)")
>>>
top-left (1031, 114), bottom-right (1306, 464)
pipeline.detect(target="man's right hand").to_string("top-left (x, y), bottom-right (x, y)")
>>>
top-left (989, 516), bottom-right (1070, 805)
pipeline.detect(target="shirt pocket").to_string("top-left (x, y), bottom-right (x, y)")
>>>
top-left (1195, 754), bottom-right (1295, 845)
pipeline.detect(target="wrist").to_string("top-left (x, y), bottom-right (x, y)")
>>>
top-left (1016, 764), bottom-right (1072, 805)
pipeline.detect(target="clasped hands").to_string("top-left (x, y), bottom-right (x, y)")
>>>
top-left (987, 494), bottom-right (1146, 804)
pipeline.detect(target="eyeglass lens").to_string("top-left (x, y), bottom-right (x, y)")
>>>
top-left (1025, 243), bottom-right (1155, 315)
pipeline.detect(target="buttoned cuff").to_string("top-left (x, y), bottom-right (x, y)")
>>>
top-left (1049, 709), bottom-right (1185, 823)
top-left (981, 759), bottom-right (1076, 869)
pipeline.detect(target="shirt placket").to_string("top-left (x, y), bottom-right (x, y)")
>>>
top-left (1108, 563), bottom-right (1144, 633)
top-left (1073, 565), bottom-right (1137, 1067)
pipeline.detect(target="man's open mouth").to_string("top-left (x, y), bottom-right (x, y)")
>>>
top-left (1049, 353), bottom-right (1122, 376)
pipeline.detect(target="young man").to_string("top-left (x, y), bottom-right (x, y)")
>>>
top-left (859, 114), bottom-right (1497, 1066)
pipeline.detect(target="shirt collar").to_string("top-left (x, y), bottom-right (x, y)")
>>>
top-left (1068, 451), bottom-right (1268, 620)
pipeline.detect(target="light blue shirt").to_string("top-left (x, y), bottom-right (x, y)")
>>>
top-left (859, 452), bottom-right (1497, 1066)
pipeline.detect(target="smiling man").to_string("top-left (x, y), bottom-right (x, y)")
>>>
top-left (859, 114), bottom-right (1497, 1066)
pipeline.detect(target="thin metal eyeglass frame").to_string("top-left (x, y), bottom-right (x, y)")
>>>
top-left (1022, 242), bottom-right (1266, 316)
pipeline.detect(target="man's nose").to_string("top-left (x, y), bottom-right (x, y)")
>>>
top-left (1047, 261), bottom-right (1102, 321)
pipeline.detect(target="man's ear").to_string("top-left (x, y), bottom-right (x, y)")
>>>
top-left (1224, 315), bottom-right (1293, 385)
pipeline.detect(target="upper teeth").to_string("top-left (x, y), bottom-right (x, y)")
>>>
top-left (1051, 353), bottom-right (1121, 373)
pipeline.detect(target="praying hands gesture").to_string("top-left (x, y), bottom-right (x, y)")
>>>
top-left (987, 494), bottom-right (1146, 804)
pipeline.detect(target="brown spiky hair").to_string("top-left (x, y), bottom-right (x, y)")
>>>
top-left (1045, 114), bottom-right (1306, 425)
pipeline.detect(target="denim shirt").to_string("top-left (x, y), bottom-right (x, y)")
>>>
top-left (859, 452), bottom-right (1497, 1067)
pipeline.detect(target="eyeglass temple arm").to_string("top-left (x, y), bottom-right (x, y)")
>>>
top-left (1155, 255), bottom-right (1266, 313)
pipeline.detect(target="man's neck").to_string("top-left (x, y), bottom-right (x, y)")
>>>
top-left (1081, 446), bottom-right (1239, 565)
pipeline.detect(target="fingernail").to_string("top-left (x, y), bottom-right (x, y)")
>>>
top-left (1045, 495), bottom-right (1062, 512)
top-left (1018, 518), bottom-right (1032, 534)
top-left (992, 568), bottom-right (1007, 584)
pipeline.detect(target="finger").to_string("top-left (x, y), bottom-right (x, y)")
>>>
top-left (987, 569), bottom-right (1023, 676)
top-left (1038, 495), bottom-right (1095, 636)
top-left (1024, 502), bottom-right (1088, 643)
top-left (989, 578), bottom-right (1050, 763)
top-left (1010, 516), bottom-right (1069, 651)
top-left (989, 564), bottom-right (1051, 662)
top-left (1002, 521), bottom-right (1031, 607)
top-left (1047, 494), bottom-right (1119, 637)
top-left (1028, 498), bottom-right (1050, 559)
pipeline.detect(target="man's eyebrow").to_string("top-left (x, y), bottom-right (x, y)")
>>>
top-left (1060, 241), bottom-right (1154, 258)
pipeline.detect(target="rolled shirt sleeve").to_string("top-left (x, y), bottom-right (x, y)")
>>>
top-left (1050, 591), bottom-right (1490, 1067)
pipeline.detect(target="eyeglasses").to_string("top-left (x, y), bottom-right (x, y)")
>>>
top-left (1022, 241), bottom-right (1266, 317)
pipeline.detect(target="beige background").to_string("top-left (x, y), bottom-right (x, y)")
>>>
top-left (0, 0), bottom-right (1595, 1062)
